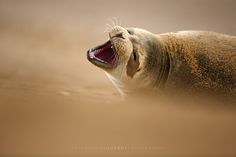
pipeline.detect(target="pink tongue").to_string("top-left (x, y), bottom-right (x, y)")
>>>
top-left (94, 42), bottom-right (116, 65)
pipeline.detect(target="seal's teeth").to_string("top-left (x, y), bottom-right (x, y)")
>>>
top-left (94, 56), bottom-right (107, 63)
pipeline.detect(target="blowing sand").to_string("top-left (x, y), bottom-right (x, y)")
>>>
top-left (0, 0), bottom-right (236, 156)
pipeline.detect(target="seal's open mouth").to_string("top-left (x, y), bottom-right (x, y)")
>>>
top-left (87, 40), bottom-right (117, 68)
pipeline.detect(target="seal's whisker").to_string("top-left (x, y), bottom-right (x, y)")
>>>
top-left (114, 17), bottom-right (118, 26)
top-left (104, 28), bottom-right (109, 33)
top-left (108, 18), bottom-right (118, 28)
top-left (112, 17), bottom-right (118, 27)
top-left (114, 53), bottom-right (119, 65)
top-left (107, 23), bottom-right (114, 30)
top-left (105, 24), bottom-right (110, 31)
top-left (114, 17), bottom-right (120, 26)
top-left (105, 23), bottom-right (113, 32)
top-left (110, 18), bottom-right (116, 27)
top-left (104, 27), bottom-right (111, 33)
top-left (120, 62), bottom-right (127, 80)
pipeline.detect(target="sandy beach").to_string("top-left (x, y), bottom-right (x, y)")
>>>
top-left (0, 0), bottom-right (236, 156)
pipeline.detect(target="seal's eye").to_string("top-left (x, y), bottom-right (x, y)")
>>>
top-left (132, 51), bottom-right (139, 61)
top-left (127, 29), bottom-right (134, 35)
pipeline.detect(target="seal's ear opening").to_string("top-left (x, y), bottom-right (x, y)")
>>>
top-left (126, 50), bottom-right (140, 78)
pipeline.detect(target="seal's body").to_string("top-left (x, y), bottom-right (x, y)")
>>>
top-left (151, 31), bottom-right (236, 95)
top-left (87, 26), bottom-right (236, 96)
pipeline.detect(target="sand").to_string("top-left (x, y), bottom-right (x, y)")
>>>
top-left (0, 0), bottom-right (236, 156)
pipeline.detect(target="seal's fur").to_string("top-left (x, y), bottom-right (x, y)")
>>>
top-left (87, 26), bottom-right (236, 96)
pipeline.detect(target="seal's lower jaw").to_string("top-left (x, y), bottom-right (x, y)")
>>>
top-left (87, 40), bottom-right (117, 69)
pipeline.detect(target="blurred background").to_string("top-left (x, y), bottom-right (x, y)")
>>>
top-left (0, 0), bottom-right (236, 156)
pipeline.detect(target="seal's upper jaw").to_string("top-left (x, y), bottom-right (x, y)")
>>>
top-left (87, 40), bottom-right (117, 69)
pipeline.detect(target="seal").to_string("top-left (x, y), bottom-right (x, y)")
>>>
top-left (87, 26), bottom-right (236, 96)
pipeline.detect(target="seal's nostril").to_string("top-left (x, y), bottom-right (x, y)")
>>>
top-left (115, 33), bottom-right (125, 39)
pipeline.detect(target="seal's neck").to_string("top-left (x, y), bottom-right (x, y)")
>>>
top-left (156, 37), bottom-right (172, 88)
top-left (145, 35), bottom-right (172, 88)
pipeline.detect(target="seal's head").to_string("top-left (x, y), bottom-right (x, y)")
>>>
top-left (87, 26), bottom-right (168, 94)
